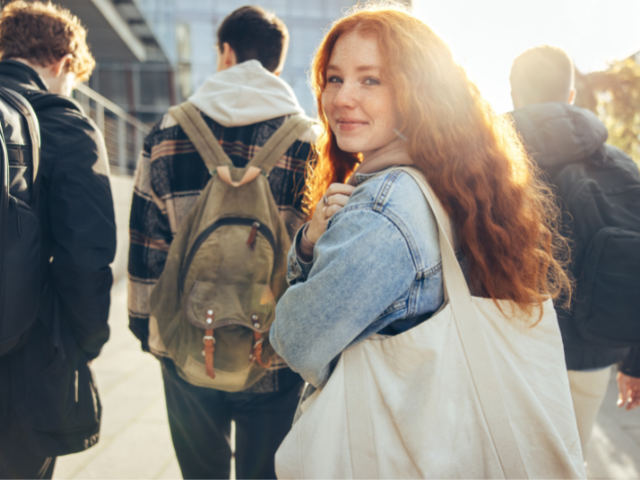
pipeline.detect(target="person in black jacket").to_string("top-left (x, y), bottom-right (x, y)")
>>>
top-left (509, 45), bottom-right (640, 457)
top-left (0, 2), bottom-right (116, 479)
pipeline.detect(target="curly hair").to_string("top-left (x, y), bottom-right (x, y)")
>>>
top-left (0, 1), bottom-right (95, 82)
top-left (307, 1), bottom-right (571, 316)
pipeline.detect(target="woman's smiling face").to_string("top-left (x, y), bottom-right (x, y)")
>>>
top-left (322, 29), bottom-right (400, 158)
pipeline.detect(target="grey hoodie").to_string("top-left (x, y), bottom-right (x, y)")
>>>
top-left (512, 102), bottom-right (608, 169)
top-left (188, 60), bottom-right (305, 127)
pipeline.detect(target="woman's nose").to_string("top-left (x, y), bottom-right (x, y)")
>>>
top-left (333, 82), bottom-right (357, 108)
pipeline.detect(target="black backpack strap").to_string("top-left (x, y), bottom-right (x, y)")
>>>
top-left (0, 87), bottom-right (41, 193)
top-left (0, 118), bottom-right (7, 262)
top-left (0, 124), bottom-right (7, 316)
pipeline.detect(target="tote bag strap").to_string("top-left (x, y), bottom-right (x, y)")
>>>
top-left (343, 346), bottom-right (379, 479)
top-left (395, 166), bottom-right (528, 478)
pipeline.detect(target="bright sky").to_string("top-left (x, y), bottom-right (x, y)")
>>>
top-left (412, 0), bottom-right (640, 113)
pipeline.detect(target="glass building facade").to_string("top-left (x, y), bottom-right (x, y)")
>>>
top-left (169, 0), bottom-right (360, 115)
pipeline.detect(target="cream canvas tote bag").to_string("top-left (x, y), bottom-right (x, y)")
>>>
top-left (275, 167), bottom-right (585, 479)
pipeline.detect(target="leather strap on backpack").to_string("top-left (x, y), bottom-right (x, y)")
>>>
top-left (203, 328), bottom-right (216, 379)
top-left (250, 331), bottom-right (272, 368)
top-left (169, 102), bottom-right (232, 173)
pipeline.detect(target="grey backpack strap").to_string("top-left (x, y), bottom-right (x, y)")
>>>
top-left (168, 102), bottom-right (231, 172)
top-left (248, 115), bottom-right (312, 175)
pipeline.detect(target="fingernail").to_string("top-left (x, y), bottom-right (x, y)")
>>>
top-left (617, 399), bottom-right (624, 406)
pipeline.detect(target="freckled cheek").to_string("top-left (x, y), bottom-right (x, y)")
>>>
top-left (321, 91), bottom-right (333, 116)
top-left (363, 96), bottom-right (394, 130)
top-left (375, 94), bottom-right (399, 130)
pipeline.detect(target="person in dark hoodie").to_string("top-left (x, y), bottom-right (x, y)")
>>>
top-left (0, 2), bottom-right (116, 479)
top-left (510, 45), bottom-right (640, 457)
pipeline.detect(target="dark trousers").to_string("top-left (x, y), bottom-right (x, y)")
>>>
top-left (0, 358), bottom-right (55, 480)
top-left (162, 362), bottom-right (302, 479)
top-left (0, 445), bottom-right (55, 479)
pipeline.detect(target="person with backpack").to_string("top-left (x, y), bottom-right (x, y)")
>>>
top-left (509, 45), bottom-right (640, 457)
top-left (127, 6), bottom-right (314, 479)
top-left (0, 2), bottom-right (116, 479)
top-left (269, 4), bottom-right (585, 478)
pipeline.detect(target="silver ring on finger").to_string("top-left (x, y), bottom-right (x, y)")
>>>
top-left (323, 194), bottom-right (328, 206)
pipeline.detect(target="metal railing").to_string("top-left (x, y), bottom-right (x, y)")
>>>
top-left (74, 83), bottom-right (151, 176)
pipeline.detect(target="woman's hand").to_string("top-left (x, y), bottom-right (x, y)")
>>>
top-left (617, 371), bottom-right (640, 410)
top-left (307, 183), bottom-right (356, 244)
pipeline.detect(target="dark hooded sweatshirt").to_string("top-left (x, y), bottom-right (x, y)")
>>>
top-left (512, 102), bottom-right (640, 376)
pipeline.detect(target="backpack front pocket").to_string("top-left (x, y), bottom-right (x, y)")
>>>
top-left (574, 227), bottom-right (640, 347)
top-left (184, 281), bottom-right (276, 330)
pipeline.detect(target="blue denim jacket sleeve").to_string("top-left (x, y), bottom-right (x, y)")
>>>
top-left (271, 206), bottom-right (416, 387)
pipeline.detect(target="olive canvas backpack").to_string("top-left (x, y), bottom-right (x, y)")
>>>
top-left (149, 102), bottom-right (311, 391)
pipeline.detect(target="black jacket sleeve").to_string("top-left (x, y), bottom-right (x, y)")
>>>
top-left (39, 106), bottom-right (116, 360)
top-left (619, 349), bottom-right (640, 378)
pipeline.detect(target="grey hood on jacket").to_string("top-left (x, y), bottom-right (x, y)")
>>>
top-left (188, 60), bottom-right (305, 127)
top-left (511, 102), bottom-right (608, 169)
top-left (161, 60), bottom-right (316, 143)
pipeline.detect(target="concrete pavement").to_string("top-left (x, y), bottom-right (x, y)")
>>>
top-left (52, 174), bottom-right (640, 479)
top-left (53, 175), bottom-right (181, 479)
top-left (53, 280), bottom-right (180, 479)
top-left (52, 277), bottom-right (640, 480)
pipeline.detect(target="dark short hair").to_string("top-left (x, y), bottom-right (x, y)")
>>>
top-left (217, 6), bottom-right (288, 73)
top-left (510, 45), bottom-right (574, 106)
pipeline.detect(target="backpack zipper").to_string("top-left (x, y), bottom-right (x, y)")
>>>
top-left (179, 217), bottom-right (277, 294)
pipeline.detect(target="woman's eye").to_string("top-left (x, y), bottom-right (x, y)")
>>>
top-left (363, 77), bottom-right (381, 86)
top-left (327, 76), bottom-right (343, 84)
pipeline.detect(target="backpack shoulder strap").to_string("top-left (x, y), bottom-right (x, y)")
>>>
top-left (0, 87), bottom-right (41, 206)
top-left (247, 115), bottom-right (313, 176)
top-left (168, 102), bottom-right (231, 173)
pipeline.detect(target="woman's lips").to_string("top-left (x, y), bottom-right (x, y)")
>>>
top-left (337, 120), bottom-right (368, 131)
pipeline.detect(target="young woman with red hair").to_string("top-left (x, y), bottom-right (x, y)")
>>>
top-left (271, 2), bottom-right (584, 478)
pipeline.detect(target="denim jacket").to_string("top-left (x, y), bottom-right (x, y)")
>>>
top-left (271, 168), bottom-right (457, 387)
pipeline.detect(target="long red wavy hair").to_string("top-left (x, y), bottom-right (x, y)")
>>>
top-left (306, 2), bottom-right (571, 313)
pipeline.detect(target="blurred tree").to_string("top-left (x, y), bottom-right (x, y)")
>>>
top-left (575, 57), bottom-right (640, 166)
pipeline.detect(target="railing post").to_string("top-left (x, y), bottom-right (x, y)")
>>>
top-left (79, 90), bottom-right (90, 116)
top-left (96, 103), bottom-right (105, 134)
top-left (135, 126), bottom-right (143, 168)
top-left (118, 117), bottom-right (126, 175)
top-left (74, 83), bottom-right (150, 176)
